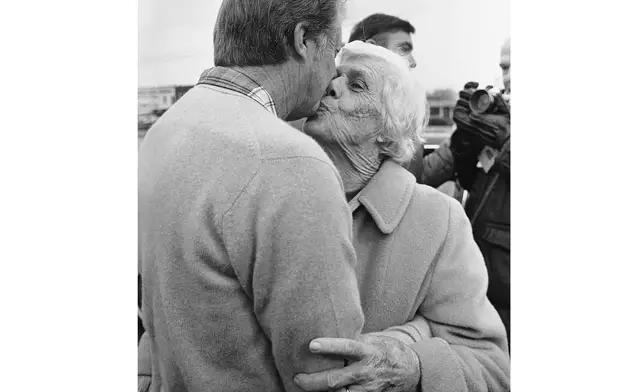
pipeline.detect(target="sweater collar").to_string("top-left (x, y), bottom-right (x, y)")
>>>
top-left (196, 67), bottom-right (277, 116)
top-left (348, 160), bottom-right (416, 234)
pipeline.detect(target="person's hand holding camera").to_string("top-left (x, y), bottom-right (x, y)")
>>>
top-left (450, 81), bottom-right (511, 188)
top-left (451, 81), bottom-right (510, 151)
top-left (450, 82), bottom-right (485, 161)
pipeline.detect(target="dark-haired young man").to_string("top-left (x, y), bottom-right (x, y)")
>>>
top-left (348, 13), bottom-right (417, 69)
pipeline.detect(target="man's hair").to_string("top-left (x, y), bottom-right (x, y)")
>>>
top-left (338, 42), bottom-right (425, 164)
top-left (213, 0), bottom-right (345, 67)
top-left (348, 13), bottom-right (415, 44)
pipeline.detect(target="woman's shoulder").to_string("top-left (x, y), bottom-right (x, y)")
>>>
top-left (408, 183), bottom-right (461, 224)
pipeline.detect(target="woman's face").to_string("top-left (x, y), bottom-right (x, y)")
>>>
top-left (303, 54), bottom-right (398, 147)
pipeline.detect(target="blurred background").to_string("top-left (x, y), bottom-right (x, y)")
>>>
top-left (138, 0), bottom-right (510, 147)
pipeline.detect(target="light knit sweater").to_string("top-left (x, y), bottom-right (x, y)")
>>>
top-left (138, 84), bottom-right (364, 392)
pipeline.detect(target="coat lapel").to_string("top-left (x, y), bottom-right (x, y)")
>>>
top-left (352, 160), bottom-right (416, 234)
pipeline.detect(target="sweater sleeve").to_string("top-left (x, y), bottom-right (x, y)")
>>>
top-left (420, 138), bottom-right (456, 188)
top-left (245, 157), bottom-right (365, 392)
top-left (410, 197), bottom-right (510, 392)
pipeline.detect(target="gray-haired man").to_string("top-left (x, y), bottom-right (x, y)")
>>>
top-left (138, 1), bottom-right (364, 391)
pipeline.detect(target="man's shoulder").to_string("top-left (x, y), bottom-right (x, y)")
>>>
top-left (257, 124), bottom-right (341, 188)
top-left (177, 86), bottom-right (332, 163)
top-left (255, 117), bottom-right (332, 165)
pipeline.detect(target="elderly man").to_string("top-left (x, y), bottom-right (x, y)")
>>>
top-left (138, 1), bottom-right (366, 391)
top-left (294, 41), bottom-right (510, 392)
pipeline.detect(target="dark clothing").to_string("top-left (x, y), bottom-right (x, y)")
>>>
top-left (404, 144), bottom-right (426, 183)
top-left (464, 157), bottom-right (510, 345)
top-left (421, 139), bottom-right (510, 346)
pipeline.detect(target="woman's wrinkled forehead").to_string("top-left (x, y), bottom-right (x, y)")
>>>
top-left (337, 41), bottom-right (408, 73)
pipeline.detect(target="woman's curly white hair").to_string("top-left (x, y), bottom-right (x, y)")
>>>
top-left (337, 41), bottom-right (427, 164)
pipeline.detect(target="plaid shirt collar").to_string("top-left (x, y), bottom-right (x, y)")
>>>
top-left (196, 67), bottom-right (277, 116)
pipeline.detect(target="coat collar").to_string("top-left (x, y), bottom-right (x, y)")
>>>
top-left (348, 160), bottom-right (416, 234)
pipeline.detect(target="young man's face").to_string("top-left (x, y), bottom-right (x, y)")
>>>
top-left (370, 30), bottom-right (416, 69)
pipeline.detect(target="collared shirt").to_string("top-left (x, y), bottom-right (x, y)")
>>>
top-left (197, 67), bottom-right (277, 116)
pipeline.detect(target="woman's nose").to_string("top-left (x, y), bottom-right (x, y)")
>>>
top-left (325, 76), bottom-right (342, 98)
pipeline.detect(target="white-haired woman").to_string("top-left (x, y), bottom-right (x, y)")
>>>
top-left (294, 41), bottom-right (511, 392)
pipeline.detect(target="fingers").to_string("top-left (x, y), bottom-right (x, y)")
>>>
top-left (464, 81), bottom-right (479, 90)
top-left (294, 363), bottom-right (367, 391)
top-left (308, 338), bottom-right (371, 361)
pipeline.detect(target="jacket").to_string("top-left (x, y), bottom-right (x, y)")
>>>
top-left (348, 160), bottom-right (510, 391)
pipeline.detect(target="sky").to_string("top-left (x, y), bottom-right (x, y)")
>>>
top-left (139, 0), bottom-right (510, 92)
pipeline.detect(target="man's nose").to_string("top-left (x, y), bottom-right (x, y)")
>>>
top-left (408, 54), bottom-right (417, 69)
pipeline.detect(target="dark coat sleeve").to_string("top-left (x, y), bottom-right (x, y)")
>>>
top-left (420, 138), bottom-right (456, 188)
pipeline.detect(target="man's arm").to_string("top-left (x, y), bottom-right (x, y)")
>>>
top-left (420, 138), bottom-right (456, 188)
top-left (244, 157), bottom-right (365, 392)
top-left (408, 197), bottom-right (510, 392)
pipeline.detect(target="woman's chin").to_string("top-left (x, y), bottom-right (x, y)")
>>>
top-left (303, 114), bottom-right (325, 134)
top-left (302, 119), bottom-right (317, 135)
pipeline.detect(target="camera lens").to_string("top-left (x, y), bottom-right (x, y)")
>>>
top-left (470, 90), bottom-right (494, 114)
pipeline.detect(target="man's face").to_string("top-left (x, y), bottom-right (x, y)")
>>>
top-left (290, 22), bottom-right (344, 120)
top-left (372, 30), bottom-right (416, 69)
top-left (500, 43), bottom-right (511, 93)
top-left (303, 52), bottom-right (397, 145)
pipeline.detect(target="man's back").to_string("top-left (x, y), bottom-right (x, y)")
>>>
top-left (138, 84), bottom-right (364, 392)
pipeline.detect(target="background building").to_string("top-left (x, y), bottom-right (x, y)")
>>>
top-left (138, 85), bottom-right (193, 129)
top-left (425, 89), bottom-right (456, 126)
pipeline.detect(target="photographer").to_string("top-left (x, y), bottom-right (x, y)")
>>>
top-left (420, 39), bottom-right (511, 347)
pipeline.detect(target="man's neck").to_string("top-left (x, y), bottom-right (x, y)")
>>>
top-left (232, 64), bottom-right (297, 120)
top-left (320, 141), bottom-right (383, 198)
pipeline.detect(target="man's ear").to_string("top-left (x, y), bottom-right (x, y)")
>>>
top-left (292, 22), bottom-right (309, 62)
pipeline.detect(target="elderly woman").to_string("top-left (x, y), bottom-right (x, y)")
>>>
top-left (293, 41), bottom-right (510, 392)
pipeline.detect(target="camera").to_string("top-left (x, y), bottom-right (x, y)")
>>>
top-left (469, 89), bottom-right (510, 115)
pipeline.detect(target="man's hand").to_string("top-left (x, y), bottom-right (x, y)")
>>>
top-left (451, 82), bottom-right (480, 137)
top-left (469, 111), bottom-right (510, 150)
top-left (450, 82), bottom-right (486, 165)
top-left (293, 334), bottom-right (421, 392)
